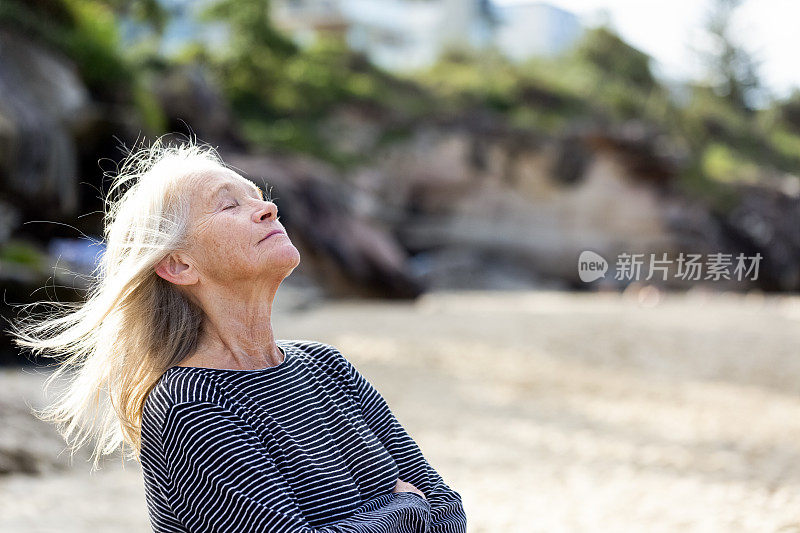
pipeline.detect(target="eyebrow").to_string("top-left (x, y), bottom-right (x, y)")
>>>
top-left (210, 182), bottom-right (263, 201)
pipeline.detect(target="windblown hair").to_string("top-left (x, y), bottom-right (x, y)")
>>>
top-left (7, 134), bottom-right (230, 470)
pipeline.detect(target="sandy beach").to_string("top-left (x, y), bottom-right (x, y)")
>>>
top-left (2, 288), bottom-right (800, 532)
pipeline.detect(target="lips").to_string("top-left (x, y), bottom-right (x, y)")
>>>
top-left (259, 229), bottom-right (284, 243)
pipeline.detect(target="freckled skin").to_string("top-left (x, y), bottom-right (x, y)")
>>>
top-left (189, 172), bottom-right (293, 283)
top-left (155, 169), bottom-right (301, 370)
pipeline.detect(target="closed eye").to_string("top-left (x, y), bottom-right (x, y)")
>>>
top-left (223, 202), bottom-right (238, 210)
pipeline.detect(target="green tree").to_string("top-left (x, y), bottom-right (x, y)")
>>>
top-left (573, 26), bottom-right (656, 92)
top-left (201, 0), bottom-right (297, 59)
top-left (700, 0), bottom-right (762, 112)
top-left (775, 89), bottom-right (800, 134)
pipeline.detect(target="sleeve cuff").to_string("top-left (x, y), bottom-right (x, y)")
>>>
top-left (395, 491), bottom-right (431, 508)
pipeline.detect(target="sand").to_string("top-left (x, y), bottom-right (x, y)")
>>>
top-left (1, 287), bottom-right (799, 532)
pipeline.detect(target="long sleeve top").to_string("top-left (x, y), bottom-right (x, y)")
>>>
top-left (139, 339), bottom-right (467, 533)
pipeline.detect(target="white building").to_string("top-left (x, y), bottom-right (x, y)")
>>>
top-left (273, 0), bottom-right (498, 72)
top-left (121, 0), bottom-right (582, 71)
top-left (494, 2), bottom-right (582, 61)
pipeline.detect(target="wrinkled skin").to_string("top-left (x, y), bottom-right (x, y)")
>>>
top-left (155, 168), bottom-right (300, 370)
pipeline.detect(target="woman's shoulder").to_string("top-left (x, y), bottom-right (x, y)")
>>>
top-left (283, 338), bottom-right (335, 353)
top-left (143, 365), bottom-right (223, 423)
top-left (285, 338), bottom-right (346, 359)
top-left (142, 369), bottom-right (242, 453)
top-left (285, 338), bottom-right (351, 370)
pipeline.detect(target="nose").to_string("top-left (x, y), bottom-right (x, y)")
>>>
top-left (254, 200), bottom-right (278, 223)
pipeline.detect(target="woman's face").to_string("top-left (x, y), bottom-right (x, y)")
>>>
top-left (182, 169), bottom-right (300, 285)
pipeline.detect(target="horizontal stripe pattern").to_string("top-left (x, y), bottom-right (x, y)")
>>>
top-left (140, 339), bottom-right (467, 532)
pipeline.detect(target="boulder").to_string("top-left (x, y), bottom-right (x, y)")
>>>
top-left (0, 28), bottom-right (90, 218)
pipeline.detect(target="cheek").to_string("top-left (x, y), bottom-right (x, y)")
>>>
top-left (214, 228), bottom-right (253, 261)
top-left (194, 222), bottom-right (257, 276)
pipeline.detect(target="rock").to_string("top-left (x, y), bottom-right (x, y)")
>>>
top-left (337, 115), bottom-right (790, 291)
top-left (0, 28), bottom-right (90, 217)
top-left (717, 183), bottom-right (800, 291)
top-left (317, 103), bottom-right (387, 155)
top-left (351, 118), bottom-right (687, 289)
top-left (150, 63), bottom-right (247, 150)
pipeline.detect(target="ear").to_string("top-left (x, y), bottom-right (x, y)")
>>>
top-left (155, 253), bottom-right (198, 286)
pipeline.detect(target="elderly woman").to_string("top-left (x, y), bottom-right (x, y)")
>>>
top-left (10, 138), bottom-right (466, 532)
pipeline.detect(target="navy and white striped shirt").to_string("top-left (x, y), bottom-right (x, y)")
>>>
top-left (140, 339), bottom-right (467, 532)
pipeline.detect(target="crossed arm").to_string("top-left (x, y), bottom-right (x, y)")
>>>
top-left (331, 345), bottom-right (468, 533)
top-left (161, 400), bottom-right (433, 532)
top-left (158, 345), bottom-right (466, 533)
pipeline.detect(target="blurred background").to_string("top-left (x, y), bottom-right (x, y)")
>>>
top-left (1, 0), bottom-right (799, 531)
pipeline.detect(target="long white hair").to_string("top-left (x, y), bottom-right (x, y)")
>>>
top-left (8, 135), bottom-right (234, 470)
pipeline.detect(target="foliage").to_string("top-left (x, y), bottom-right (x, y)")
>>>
top-left (408, 21), bottom-right (800, 206)
top-left (698, 0), bottom-right (763, 112)
top-left (410, 26), bottom-right (674, 130)
top-left (0, 240), bottom-right (48, 268)
top-left (701, 142), bottom-right (761, 184)
top-left (0, 0), bottom-right (165, 131)
top-left (196, 0), bottom-right (436, 166)
top-left (4, 0), bottom-right (799, 201)
top-left (773, 89), bottom-right (800, 134)
top-left (573, 27), bottom-right (657, 92)
top-left (0, 0), bottom-right (130, 88)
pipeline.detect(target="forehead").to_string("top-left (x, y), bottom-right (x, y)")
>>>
top-left (196, 170), bottom-right (261, 202)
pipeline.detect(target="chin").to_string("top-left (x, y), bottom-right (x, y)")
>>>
top-left (269, 244), bottom-right (301, 269)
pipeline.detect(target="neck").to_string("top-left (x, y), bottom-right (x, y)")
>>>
top-left (189, 279), bottom-right (284, 370)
